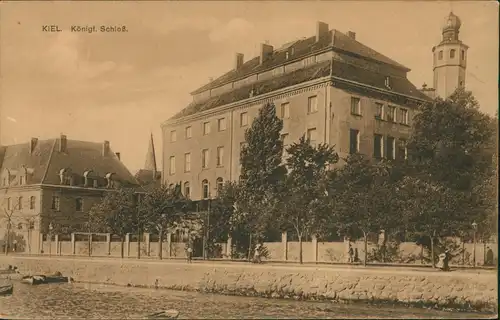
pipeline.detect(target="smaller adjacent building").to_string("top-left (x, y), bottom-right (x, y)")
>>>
top-left (0, 134), bottom-right (139, 253)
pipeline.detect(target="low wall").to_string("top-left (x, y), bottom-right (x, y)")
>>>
top-left (1, 255), bottom-right (497, 313)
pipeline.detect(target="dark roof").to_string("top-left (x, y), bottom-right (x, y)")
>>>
top-left (0, 138), bottom-right (139, 188)
top-left (135, 169), bottom-right (162, 187)
top-left (170, 60), bottom-right (429, 120)
top-left (191, 29), bottom-right (409, 95)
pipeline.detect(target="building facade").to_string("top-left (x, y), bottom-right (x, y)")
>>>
top-left (162, 16), bottom-right (465, 201)
top-left (0, 134), bottom-right (139, 253)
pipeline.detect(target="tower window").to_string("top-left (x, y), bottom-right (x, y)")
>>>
top-left (450, 49), bottom-right (456, 58)
top-left (438, 51), bottom-right (443, 60)
top-left (461, 50), bottom-right (465, 60)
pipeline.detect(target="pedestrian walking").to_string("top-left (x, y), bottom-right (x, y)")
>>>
top-left (253, 243), bottom-right (262, 264)
top-left (348, 244), bottom-right (354, 263)
top-left (485, 247), bottom-right (494, 266)
top-left (354, 248), bottom-right (359, 263)
top-left (185, 243), bottom-right (193, 263)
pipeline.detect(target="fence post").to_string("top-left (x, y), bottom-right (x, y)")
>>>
top-left (226, 235), bottom-right (232, 259)
top-left (312, 235), bottom-right (318, 263)
top-left (39, 233), bottom-right (44, 254)
top-left (166, 232), bottom-right (172, 258)
top-left (125, 233), bottom-right (130, 257)
top-left (54, 234), bottom-right (59, 255)
top-left (71, 233), bottom-right (76, 255)
top-left (106, 233), bottom-right (111, 255)
top-left (282, 231), bottom-right (288, 261)
top-left (145, 233), bottom-right (151, 256)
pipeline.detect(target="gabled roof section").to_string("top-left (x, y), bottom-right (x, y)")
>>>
top-left (172, 60), bottom-right (332, 120)
top-left (0, 139), bottom-right (55, 184)
top-left (0, 137), bottom-right (139, 187)
top-left (191, 29), bottom-right (410, 95)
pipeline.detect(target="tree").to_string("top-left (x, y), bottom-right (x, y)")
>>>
top-left (279, 136), bottom-right (339, 264)
top-left (209, 181), bottom-right (239, 252)
top-left (235, 102), bottom-right (287, 257)
top-left (329, 154), bottom-right (405, 266)
top-left (86, 187), bottom-right (138, 258)
top-left (139, 184), bottom-right (191, 259)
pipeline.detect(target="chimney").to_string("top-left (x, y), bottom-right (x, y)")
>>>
top-left (115, 152), bottom-right (121, 160)
top-left (29, 137), bottom-right (38, 154)
top-left (260, 43), bottom-right (274, 64)
top-left (316, 21), bottom-right (329, 42)
top-left (235, 53), bottom-right (244, 69)
top-left (346, 31), bottom-right (356, 40)
top-left (59, 134), bottom-right (67, 153)
top-left (103, 140), bottom-right (110, 156)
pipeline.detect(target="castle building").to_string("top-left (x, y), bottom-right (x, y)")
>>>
top-left (0, 134), bottom-right (139, 252)
top-left (161, 15), bottom-right (465, 201)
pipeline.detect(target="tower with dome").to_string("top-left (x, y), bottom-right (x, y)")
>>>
top-left (429, 12), bottom-right (469, 99)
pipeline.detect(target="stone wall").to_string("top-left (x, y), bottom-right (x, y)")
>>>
top-left (0, 255), bottom-right (497, 312)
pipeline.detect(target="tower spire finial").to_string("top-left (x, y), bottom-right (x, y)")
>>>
top-left (144, 133), bottom-right (157, 178)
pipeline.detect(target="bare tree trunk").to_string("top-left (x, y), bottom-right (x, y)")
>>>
top-left (430, 235), bottom-right (435, 268)
top-left (247, 234), bottom-right (252, 261)
top-left (120, 236), bottom-right (125, 259)
top-left (363, 230), bottom-right (368, 267)
top-left (299, 234), bottom-right (303, 264)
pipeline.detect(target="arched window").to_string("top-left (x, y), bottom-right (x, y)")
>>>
top-left (168, 183), bottom-right (174, 189)
top-left (202, 179), bottom-right (210, 199)
top-left (30, 196), bottom-right (36, 210)
top-left (216, 177), bottom-right (224, 196)
top-left (184, 182), bottom-right (190, 198)
top-left (438, 51), bottom-right (443, 60)
top-left (450, 49), bottom-right (456, 58)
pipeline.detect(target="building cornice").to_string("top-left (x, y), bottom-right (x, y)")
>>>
top-left (0, 184), bottom-right (43, 192)
top-left (164, 74), bottom-right (428, 127)
top-left (163, 76), bottom-right (332, 127)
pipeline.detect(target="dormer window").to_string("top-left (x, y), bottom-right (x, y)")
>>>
top-left (83, 170), bottom-right (93, 187)
top-left (285, 51), bottom-right (290, 60)
top-left (105, 173), bottom-right (115, 188)
top-left (59, 168), bottom-right (71, 185)
top-left (384, 76), bottom-right (391, 89)
top-left (19, 176), bottom-right (26, 185)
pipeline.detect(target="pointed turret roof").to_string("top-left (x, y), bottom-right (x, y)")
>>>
top-left (144, 133), bottom-right (157, 172)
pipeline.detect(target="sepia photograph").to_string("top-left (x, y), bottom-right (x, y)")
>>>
top-left (0, 0), bottom-right (498, 319)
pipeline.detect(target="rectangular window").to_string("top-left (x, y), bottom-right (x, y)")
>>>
top-left (184, 153), bottom-right (191, 172)
top-left (30, 196), bottom-right (36, 210)
top-left (2, 178), bottom-right (7, 186)
top-left (351, 97), bottom-right (361, 115)
top-left (349, 129), bottom-right (360, 154)
top-left (386, 137), bottom-right (395, 160)
top-left (203, 122), bottom-right (211, 135)
top-left (398, 139), bottom-right (408, 160)
top-left (6, 197), bottom-right (11, 210)
top-left (307, 96), bottom-right (318, 114)
top-left (374, 134), bottom-right (384, 159)
top-left (281, 103), bottom-right (290, 119)
top-left (170, 130), bottom-right (177, 142)
top-left (387, 106), bottom-right (396, 122)
top-left (307, 128), bottom-right (317, 146)
top-left (400, 108), bottom-right (409, 125)
top-left (18, 197), bottom-right (23, 210)
top-left (240, 112), bottom-right (248, 127)
top-left (169, 156), bottom-right (176, 175)
top-left (51, 195), bottom-right (60, 211)
top-left (375, 103), bottom-right (384, 120)
top-left (217, 146), bottom-right (224, 166)
top-left (75, 198), bottom-right (83, 212)
top-left (218, 118), bottom-right (226, 131)
top-left (202, 149), bottom-right (210, 169)
top-left (185, 126), bottom-right (192, 139)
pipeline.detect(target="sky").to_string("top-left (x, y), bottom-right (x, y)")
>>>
top-left (1, 1), bottom-right (498, 174)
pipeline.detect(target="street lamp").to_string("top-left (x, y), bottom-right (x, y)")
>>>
top-left (472, 221), bottom-right (478, 267)
top-left (48, 223), bottom-right (54, 257)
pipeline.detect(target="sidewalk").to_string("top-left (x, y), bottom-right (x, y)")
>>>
top-left (3, 253), bottom-right (496, 277)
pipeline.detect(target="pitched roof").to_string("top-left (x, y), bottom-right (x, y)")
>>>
top-left (135, 169), bottom-right (161, 187)
top-left (144, 133), bottom-right (157, 172)
top-left (0, 137), bottom-right (139, 188)
top-left (170, 60), bottom-right (429, 120)
top-left (191, 29), bottom-right (410, 95)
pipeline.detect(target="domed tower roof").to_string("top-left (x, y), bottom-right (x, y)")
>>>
top-left (442, 12), bottom-right (462, 31)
